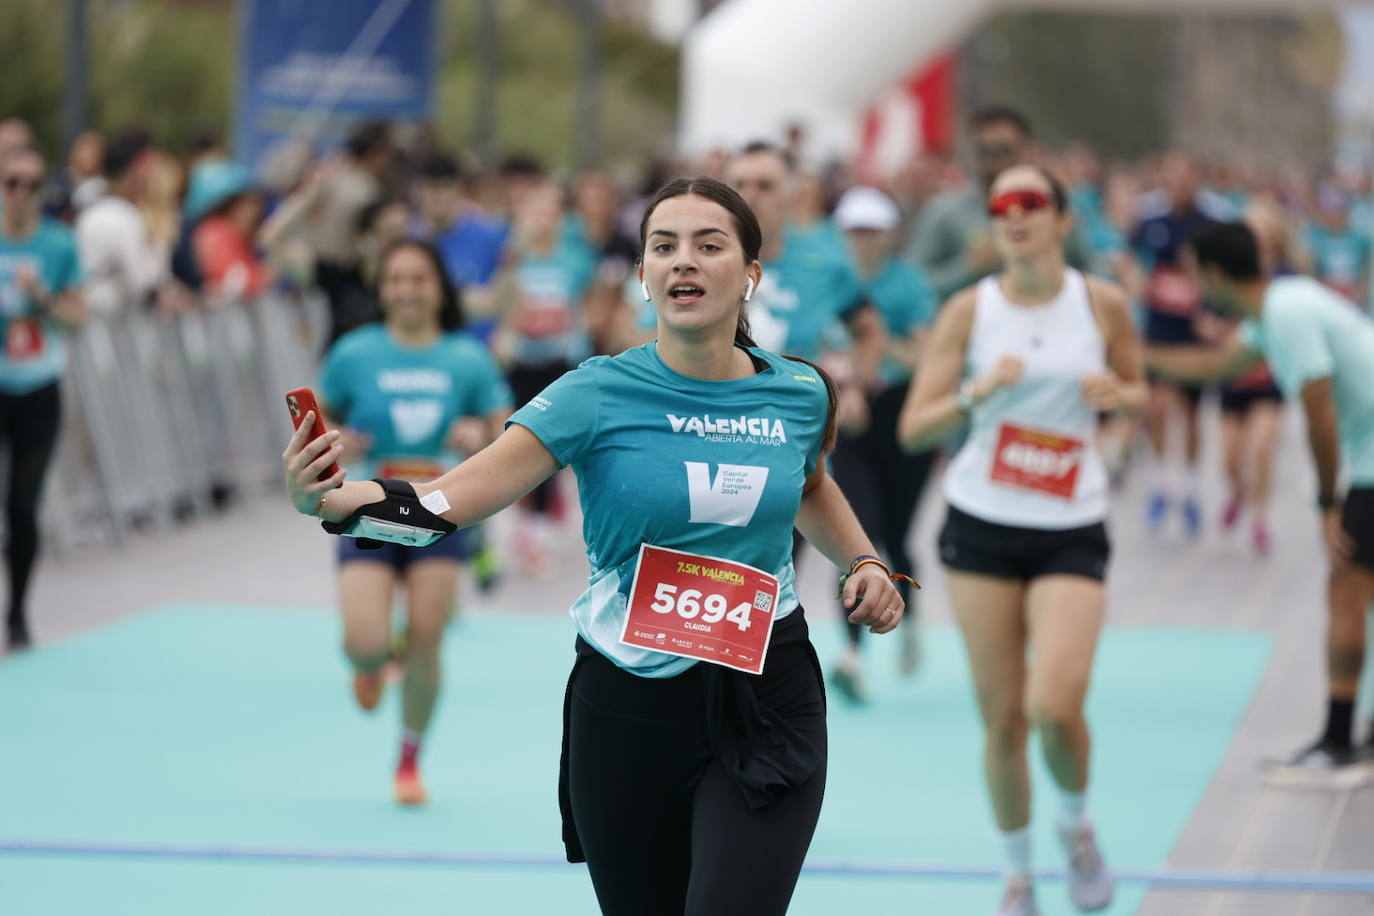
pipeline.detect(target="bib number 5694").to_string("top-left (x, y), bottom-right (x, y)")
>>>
top-left (649, 583), bottom-right (753, 631)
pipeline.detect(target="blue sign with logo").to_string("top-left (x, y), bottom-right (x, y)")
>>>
top-left (234, 0), bottom-right (437, 171)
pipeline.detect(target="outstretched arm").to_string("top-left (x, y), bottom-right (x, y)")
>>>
top-left (285, 418), bottom-right (558, 528)
top-left (1144, 329), bottom-right (1261, 384)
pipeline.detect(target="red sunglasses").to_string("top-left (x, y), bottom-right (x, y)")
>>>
top-left (988, 189), bottom-right (1053, 218)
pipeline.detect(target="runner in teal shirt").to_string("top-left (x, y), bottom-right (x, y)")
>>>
top-left (0, 145), bottom-right (85, 652)
top-left (313, 239), bottom-right (513, 809)
top-left (319, 323), bottom-right (512, 481)
top-left (0, 217), bottom-right (83, 395)
top-left (508, 340), bottom-right (827, 676)
top-left (285, 178), bottom-right (906, 912)
top-left (1146, 222), bottom-right (1374, 776)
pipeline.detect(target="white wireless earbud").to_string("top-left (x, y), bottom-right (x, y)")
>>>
top-left (744, 277), bottom-right (755, 302)
top-left (641, 280), bottom-right (651, 302)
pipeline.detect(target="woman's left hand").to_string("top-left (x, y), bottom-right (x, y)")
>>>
top-left (1082, 371), bottom-right (1125, 411)
top-left (843, 565), bottom-right (905, 634)
top-left (446, 417), bottom-right (490, 456)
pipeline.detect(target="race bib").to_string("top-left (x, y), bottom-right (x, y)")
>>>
top-left (1145, 266), bottom-right (1202, 318)
top-left (376, 458), bottom-right (445, 483)
top-left (517, 301), bottom-right (572, 338)
top-left (5, 318), bottom-right (44, 361)
top-left (620, 544), bottom-right (779, 675)
top-left (989, 423), bottom-right (1085, 501)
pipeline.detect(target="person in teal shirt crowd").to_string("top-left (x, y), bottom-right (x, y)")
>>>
top-left (825, 185), bottom-right (938, 701)
top-left (725, 142), bottom-right (885, 370)
top-left (500, 179), bottom-right (598, 570)
top-left (1304, 185), bottom-right (1370, 306)
top-left (284, 176), bottom-right (906, 915)
top-left (0, 145), bottom-right (85, 652)
top-left (316, 239), bottom-right (512, 806)
top-left (1146, 222), bottom-right (1374, 780)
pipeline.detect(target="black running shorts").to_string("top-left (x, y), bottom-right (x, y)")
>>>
top-left (1342, 487), bottom-right (1374, 574)
top-left (939, 505), bottom-right (1111, 582)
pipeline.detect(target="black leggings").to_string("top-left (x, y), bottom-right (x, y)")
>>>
top-left (1, 382), bottom-right (60, 635)
top-left (830, 383), bottom-right (935, 645)
top-left (507, 361), bottom-right (573, 516)
top-left (567, 640), bottom-right (827, 915)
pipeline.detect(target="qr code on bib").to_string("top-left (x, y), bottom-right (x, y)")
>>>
top-left (753, 590), bottom-right (774, 612)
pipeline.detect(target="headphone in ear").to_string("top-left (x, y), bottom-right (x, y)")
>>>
top-left (744, 277), bottom-right (755, 302)
top-left (640, 280), bottom-right (651, 302)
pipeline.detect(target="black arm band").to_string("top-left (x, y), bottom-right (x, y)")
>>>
top-left (1318, 492), bottom-right (1340, 511)
top-left (320, 479), bottom-right (457, 549)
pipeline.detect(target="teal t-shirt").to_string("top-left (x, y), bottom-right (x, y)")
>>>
top-left (1240, 276), bottom-right (1374, 485)
top-left (1304, 223), bottom-right (1369, 301)
top-left (0, 219), bottom-right (83, 394)
top-left (750, 226), bottom-right (866, 360)
top-left (319, 325), bottom-right (512, 479)
top-left (865, 257), bottom-right (937, 386)
top-left (511, 243), bottom-right (597, 366)
top-left (507, 342), bottom-right (830, 677)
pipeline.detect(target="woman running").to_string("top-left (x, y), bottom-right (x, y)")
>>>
top-left (285, 177), bottom-right (906, 915)
top-left (0, 145), bottom-right (86, 651)
top-left (900, 164), bottom-right (1145, 915)
top-left (317, 239), bottom-right (511, 805)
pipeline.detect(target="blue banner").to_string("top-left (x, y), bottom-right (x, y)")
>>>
top-left (234, 0), bottom-right (437, 171)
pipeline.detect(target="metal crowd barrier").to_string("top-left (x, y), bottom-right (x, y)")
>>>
top-left (44, 292), bottom-right (328, 554)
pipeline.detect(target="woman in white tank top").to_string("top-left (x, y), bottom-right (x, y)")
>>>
top-left (899, 165), bottom-right (1147, 916)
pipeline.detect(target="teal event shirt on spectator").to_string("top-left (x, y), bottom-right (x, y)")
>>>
top-left (1240, 276), bottom-right (1374, 485)
top-left (1304, 223), bottom-right (1370, 302)
top-left (864, 257), bottom-right (937, 386)
top-left (511, 244), bottom-right (597, 366)
top-left (0, 218), bottom-right (83, 395)
top-left (507, 342), bottom-right (829, 677)
top-left (319, 325), bottom-right (512, 479)
top-left (749, 226), bottom-right (866, 360)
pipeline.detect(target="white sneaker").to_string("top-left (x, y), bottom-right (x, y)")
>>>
top-left (995, 876), bottom-right (1040, 915)
top-left (1057, 821), bottom-right (1115, 911)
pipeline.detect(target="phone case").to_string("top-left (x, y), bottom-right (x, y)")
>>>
top-left (285, 387), bottom-right (342, 482)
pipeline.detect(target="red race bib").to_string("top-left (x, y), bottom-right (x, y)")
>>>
top-left (517, 301), bottom-right (571, 338)
top-left (376, 459), bottom-right (445, 483)
top-left (620, 544), bottom-right (780, 676)
top-left (1145, 266), bottom-right (1202, 318)
top-left (5, 318), bottom-right (44, 361)
top-left (989, 423), bottom-right (1085, 501)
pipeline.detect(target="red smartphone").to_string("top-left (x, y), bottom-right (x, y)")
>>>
top-left (285, 387), bottom-right (341, 482)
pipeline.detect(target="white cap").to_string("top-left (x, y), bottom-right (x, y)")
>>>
top-left (833, 186), bottom-right (900, 231)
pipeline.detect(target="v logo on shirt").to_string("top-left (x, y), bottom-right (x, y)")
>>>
top-left (684, 462), bottom-right (769, 527)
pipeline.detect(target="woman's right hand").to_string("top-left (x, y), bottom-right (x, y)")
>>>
top-left (973, 354), bottom-right (1025, 401)
top-left (283, 411), bottom-right (346, 516)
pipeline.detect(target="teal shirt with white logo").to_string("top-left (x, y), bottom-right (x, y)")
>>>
top-left (750, 226), bottom-right (866, 360)
top-left (865, 257), bottom-right (936, 386)
top-left (1240, 276), bottom-right (1374, 485)
top-left (508, 342), bottom-right (829, 677)
top-left (0, 219), bottom-right (83, 395)
top-left (511, 243), bottom-right (598, 366)
top-left (319, 325), bottom-right (512, 478)
top-left (1303, 223), bottom-right (1370, 302)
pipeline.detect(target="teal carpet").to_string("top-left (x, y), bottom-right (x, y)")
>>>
top-left (0, 605), bottom-right (1270, 914)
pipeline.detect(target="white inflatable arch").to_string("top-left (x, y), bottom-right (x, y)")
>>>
top-left (680, 0), bottom-right (1350, 157)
